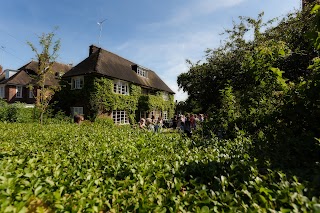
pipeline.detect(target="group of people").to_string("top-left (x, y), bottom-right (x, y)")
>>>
top-left (139, 113), bottom-right (205, 137)
top-left (171, 113), bottom-right (205, 137)
top-left (139, 115), bottom-right (163, 132)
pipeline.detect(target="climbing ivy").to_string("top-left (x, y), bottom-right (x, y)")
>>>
top-left (138, 92), bottom-right (175, 119)
top-left (56, 75), bottom-right (175, 123)
top-left (90, 78), bottom-right (141, 123)
top-left (91, 78), bottom-right (175, 123)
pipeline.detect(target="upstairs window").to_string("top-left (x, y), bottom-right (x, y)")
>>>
top-left (71, 76), bottom-right (84, 89)
top-left (0, 86), bottom-right (4, 98)
top-left (162, 92), bottom-right (169, 101)
top-left (137, 67), bottom-right (148, 78)
top-left (113, 80), bottom-right (129, 95)
top-left (16, 86), bottom-right (22, 98)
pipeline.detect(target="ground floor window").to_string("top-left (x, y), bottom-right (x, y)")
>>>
top-left (112, 110), bottom-right (129, 124)
top-left (162, 111), bottom-right (168, 121)
top-left (0, 86), bottom-right (4, 98)
top-left (151, 110), bottom-right (161, 119)
top-left (71, 107), bottom-right (83, 116)
top-left (139, 110), bottom-right (165, 120)
top-left (139, 111), bottom-right (147, 120)
top-left (29, 89), bottom-right (34, 98)
top-left (16, 86), bottom-right (22, 98)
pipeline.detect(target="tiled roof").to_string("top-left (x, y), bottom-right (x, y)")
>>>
top-left (19, 61), bottom-right (72, 86)
top-left (0, 70), bottom-right (31, 85)
top-left (63, 45), bottom-right (174, 93)
top-left (0, 61), bottom-right (72, 86)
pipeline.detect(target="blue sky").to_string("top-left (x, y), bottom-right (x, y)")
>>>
top-left (0, 0), bottom-right (301, 101)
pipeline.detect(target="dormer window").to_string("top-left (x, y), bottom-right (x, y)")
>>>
top-left (137, 67), bottom-right (148, 78)
top-left (114, 80), bottom-right (129, 95)
top-left (71, 76), bottom-right (84, 90)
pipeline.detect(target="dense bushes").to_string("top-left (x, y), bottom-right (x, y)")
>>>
top-left (0, 99), bottom-right (72, 124)
top-left (177, 5), bottom-right (320, 204)
top-left (0, 123), bottom-right (319, 212)
top-left (0, 99), bottom-right (33, 123)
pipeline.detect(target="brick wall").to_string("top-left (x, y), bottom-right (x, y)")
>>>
top-left (5, 85), bottom-right (36, 104)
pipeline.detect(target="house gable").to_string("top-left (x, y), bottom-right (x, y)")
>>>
top-left (63, 45), bottom-right (174, 94)
top-left (0, 61), bottom-right (72, 104)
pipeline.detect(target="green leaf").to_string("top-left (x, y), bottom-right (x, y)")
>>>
top-left (311, 4), bottom-right (320, 14)
top-left (45, 178), bottom-right (55, 187)
top-left (200, 206), bottom-right (210, 213)
top-left (34, 186), bottom-right (43, 196)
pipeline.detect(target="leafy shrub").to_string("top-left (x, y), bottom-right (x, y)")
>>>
top-left (0, 123), bottom-right (319, 212)
top-left (43, 110), bottom-right (73, 124)
top-left (0, 101), bottom-right (33, 123)
top-left (94, 116), bottom-right (115, 127)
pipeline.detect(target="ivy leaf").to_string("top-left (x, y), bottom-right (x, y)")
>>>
top-left (34, 186), bottom-right (43, 196)
top-left (200, 206), bottom-right (210, 213)
top-left (311, 4), bottom-right (320, 14)
top-left (45, 178), bottom-right (55, 187)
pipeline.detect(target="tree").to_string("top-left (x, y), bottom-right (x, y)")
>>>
top-left (27, 30), bottom-right (61, 125)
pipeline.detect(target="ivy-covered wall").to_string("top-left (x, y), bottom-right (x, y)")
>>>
top-left (90, 78), bottom-right (141, 123)
top-left (53, 75), bottom-right (96, 119)
top-left (55, 75), bottom-right (175, 123)
top-left (138, 92), bottom-right (175, 119)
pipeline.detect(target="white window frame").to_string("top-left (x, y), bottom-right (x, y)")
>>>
top-left (162, 111), bottom-right (168, 121)
top-left (71, 107), bottom-right (83, 116)
top-left (0, 86), bottom-right (4, 98)
top-left (162, 92), bottom-right (169, 101)
top-left (113, 80), bottom-right (129, 95)
top-left (29, 89), bottom-right (34, 98)
top-left (16, 86), bottom-right (22, 98)
top-left (137, 67), bottom-right (148, 78)
top-left (71, 76), bottom-right (84, 90)
top-left (112, 110), bottom-right (129, 124)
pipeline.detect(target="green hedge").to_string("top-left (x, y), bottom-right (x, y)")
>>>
top-left (0, 100), bottom-right (33, 123)
top-left (0, 123), bottom-right (319, 212)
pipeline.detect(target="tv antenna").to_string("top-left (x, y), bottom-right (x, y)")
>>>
top-left (97, 18), bottom-right (107, 46)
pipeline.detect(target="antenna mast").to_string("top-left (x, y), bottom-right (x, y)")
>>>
top-left (97, 18), bottom-right (107, 46)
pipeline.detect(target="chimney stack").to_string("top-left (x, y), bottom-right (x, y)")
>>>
top-left (89, 45), bottom-right (100, 56)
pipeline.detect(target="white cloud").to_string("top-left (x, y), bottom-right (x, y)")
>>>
top-left (171, 0), bottom-right (246, 24)
top-left (114, 29), bottom-right (221, 101)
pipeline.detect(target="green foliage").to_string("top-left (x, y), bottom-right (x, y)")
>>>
top-left (139, 92), bottom-right (175, 119)
top-left (27, 28), bottom-right (61, 125)
top-left (94, 117), bottom-right (114, 127)
top-left (178, 4), bottom-right (320, 194)
top-left (0, 123), bottom-right (319, 212)
top-left (90, 78), bottom-right (141, 123)
top-left (0, 101), bottom-right (33, 123)
top-left (89, 77), bottom-right (174, 123)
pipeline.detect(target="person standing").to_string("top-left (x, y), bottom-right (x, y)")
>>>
top-left (184, 114), bottom-right (192, 138)
top-left (172, 115), bottom-right (178, 129)
top-left (155, 116), bottom-right (163, 132)
top-left (139, 118), bottom-right (146, 129)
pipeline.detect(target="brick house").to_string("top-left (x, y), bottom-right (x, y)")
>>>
top-left (0, 61), bottom-right (72, 104)
top-left (60, 45), bottom-right (175, 124)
